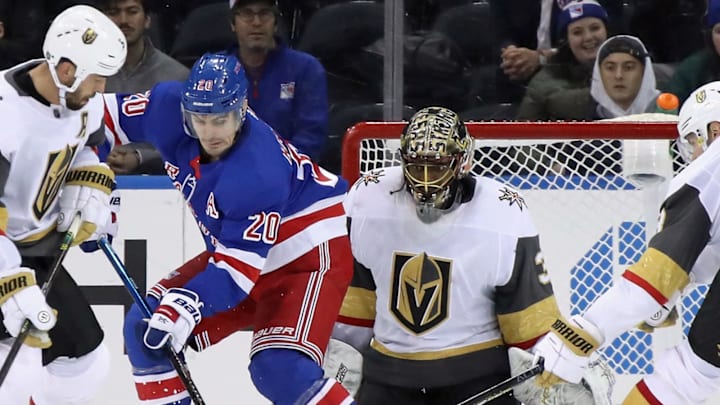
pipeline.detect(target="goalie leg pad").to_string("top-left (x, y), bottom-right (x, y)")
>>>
top-left (31, 343), bottom-right (111, 405)
top-left (250, 348), bottom-right (354, 404)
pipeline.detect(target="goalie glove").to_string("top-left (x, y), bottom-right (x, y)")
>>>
top-left (509, 347), bottom-right (614, 405)
top-left (533, 315), bottom-right (604, 386)
top-left (144, 288), bottom-right (203, 353)
top-left (323, 338), bottom-right (363, 396)
top-left (58, 164), bottom-right (115, 245)
top-left (0, 268), bottom-right (57, 348)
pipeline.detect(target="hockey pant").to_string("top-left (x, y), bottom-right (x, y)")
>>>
top-left (124, 236), bottom-right (355, 405)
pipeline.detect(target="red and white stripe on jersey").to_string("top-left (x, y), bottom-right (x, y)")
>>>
top-left (133, 370), bottom-right (189, 405)
top-left (251, 241), bottom-right (331, 364)
top-left (305, 378), bottom-right (354, 405)
top-left (264, 195), bottom-right (347, 272)
top-left (211, 242), bottom-right (263, 295)
top-left (102, 94), bottom-right (131, 148)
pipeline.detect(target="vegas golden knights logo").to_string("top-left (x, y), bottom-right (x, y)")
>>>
top-left (33, 144), bottom-right (79, 220)
top-left (81, 28), bottom-right (98, 44)
top-left (390, 252), bottom-right (450, 334)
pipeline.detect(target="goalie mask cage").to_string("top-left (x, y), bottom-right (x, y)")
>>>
top-left (341, 121), bottom-right (710, 402)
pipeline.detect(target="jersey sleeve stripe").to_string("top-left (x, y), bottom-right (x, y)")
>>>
top-left (210, 255), bottom-right (258, 294)
top-left (338, 286), bottom-right (376, 324)
top-left (623, 247), bottom-right (690, 305)
top-left (102, 95), bottom-right (130, 145)
top-left (277, 200), bottom-right (346, 244)
top-left (496, 295), bottom-right (559, 347)
top-left (211, 250), bottom-right (262, 282)
top-left (214, 243), bottom-right (265, 269)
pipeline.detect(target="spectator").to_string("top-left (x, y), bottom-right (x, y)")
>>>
top-left (227, 0), bottom-right (328, 160)
top-left (492, 0), bottom-right (622, 102)
top-left (516, 0), bottom-right (608, 120)
top-left (98, 0), bottom-right (188, 175)
top-left (0, 0), bottom-right (46, 69)
top-left (99, 0), bottom-right (188, 93)
top-left (666, 0), bottom-right (720, 104)
top-left (591, 35), bottom-right (659, 119)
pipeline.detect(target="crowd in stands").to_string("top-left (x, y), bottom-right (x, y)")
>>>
top-left (0, 0), bottom-right (714, 174)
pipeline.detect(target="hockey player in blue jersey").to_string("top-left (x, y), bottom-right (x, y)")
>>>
top-left (108, 53), bottom-right (355, 405)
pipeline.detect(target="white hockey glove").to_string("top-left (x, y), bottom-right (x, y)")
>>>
top-left (144, 288), bottom-right (203, 353)
top-left (323, 338), bottom-right (363, 396)
top-left (0, 268), bottom-right (57, 348)
top-left (533, 315), bottom-right (604, 386)
top-left (80, 186), bottom-right (120, 253)
top-left (509, 347), bottom-right (614, 405)
top-left (57, 164), bottom-right (115, 246)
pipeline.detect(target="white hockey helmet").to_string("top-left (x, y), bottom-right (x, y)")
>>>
top-left (42, 5), bottom-right (127, 92)
top-left (676, 81), bottom-right (720, 163)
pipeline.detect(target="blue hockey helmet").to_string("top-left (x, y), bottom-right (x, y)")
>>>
top-left (182, 52), bottom-right (248, 138)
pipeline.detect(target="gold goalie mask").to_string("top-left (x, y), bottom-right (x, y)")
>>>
top-left (400, 107), bottom-right (473, 222)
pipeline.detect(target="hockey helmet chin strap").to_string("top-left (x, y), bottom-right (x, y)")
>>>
top-left (47, 61), bottom-right (83, 114)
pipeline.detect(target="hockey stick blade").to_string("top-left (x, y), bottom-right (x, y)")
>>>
top-left (97, 236), bottom-right (206, 405)
top-left (456, 357), bottom-right (545, 405)
top-left (0, 213), bottom-right (82, 387)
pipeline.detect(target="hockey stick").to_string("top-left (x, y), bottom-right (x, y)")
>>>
top-left (456, 357), bottom-right (545, 405)
top-left (97, 236), bottom-right (206, 405)
top-left (0, 213), bottom-right (82, 387)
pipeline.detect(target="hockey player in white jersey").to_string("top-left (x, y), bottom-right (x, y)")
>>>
top-left (330, 107), bottom-right (613, 404)
top-left (0, 5), bottom-right (126, 404)
top-left (522, 82), bottom-right (720, 404)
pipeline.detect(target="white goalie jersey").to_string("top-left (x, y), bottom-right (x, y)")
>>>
top-left (339, 166), bottom-right (560, 388)
top-left (0, 61), bottom-right (105, 263)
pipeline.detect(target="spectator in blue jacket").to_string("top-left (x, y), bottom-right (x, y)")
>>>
top-left (227, 0), bottom-right (328, 160)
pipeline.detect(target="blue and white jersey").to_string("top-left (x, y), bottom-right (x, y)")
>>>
top-left (102, 81), bottom-right (348, 317)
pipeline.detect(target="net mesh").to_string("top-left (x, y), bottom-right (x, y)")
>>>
top-left (342, 121), bottom-right (706, 395)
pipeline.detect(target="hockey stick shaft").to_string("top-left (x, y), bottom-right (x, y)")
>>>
top-left (97, 236), bottom-right (206, 405)
top-left (0, 213), bottom-right (82, 387)
top-left (456, 357), bottom-right (545, 405)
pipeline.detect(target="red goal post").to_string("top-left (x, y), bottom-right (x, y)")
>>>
top-left (341, 121), bottom-right (679, 183)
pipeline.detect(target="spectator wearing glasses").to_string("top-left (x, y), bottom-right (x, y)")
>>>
top-left (226, 0), bottom-right (329, 160)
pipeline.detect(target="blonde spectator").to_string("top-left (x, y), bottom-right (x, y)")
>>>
top-left (517, 0), bottom-right (608, 121)
top-left (591, 35), bottom-right (660, 119)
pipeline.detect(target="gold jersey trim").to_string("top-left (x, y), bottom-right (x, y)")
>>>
top-left (497, 296), bottom-right (560, 345)
top-left (0, 207), bottom-right (7, 233)
top-left (18, 223), bottom-right (57, 244)
top-left (626, 247), bottom-right (689, 302)
top-left (370, 338), bottom-right (503, 360)
top-left (339, 286), bottom-right (376, 321)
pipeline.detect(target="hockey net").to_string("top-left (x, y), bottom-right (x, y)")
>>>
top-left (341, 120), bottom-right (708, 401)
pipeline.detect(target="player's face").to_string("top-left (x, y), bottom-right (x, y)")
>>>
top-left (567, 17), bottom-right (607, 65)
top-left (65, 73), bottom-right (107, 110)
top-left (231, 4), bottom-right (276, 52)
top-left (189, 112), bottom-right (239, 159)
top-left (708, 121), bottom-right (720, 146)
top-left (712, 24), bottom-right (720, 56)
top-left (103, 0), bottom-right (150, 46)
top-left (599, 52), bottom-right (644, 109)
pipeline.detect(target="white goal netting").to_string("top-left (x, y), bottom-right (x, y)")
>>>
top-left (341, 120), bottom-right (711, 402)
